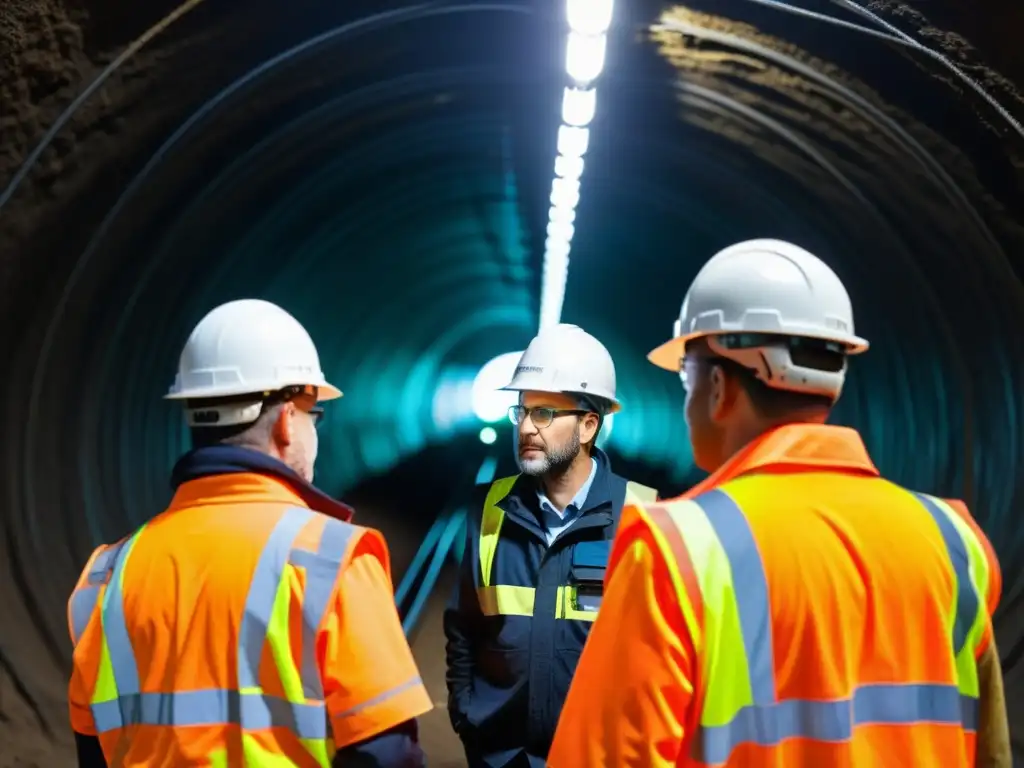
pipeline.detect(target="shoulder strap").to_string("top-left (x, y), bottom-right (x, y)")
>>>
top-left (287, 511), bottom-right (361, 699)
top-left (478, 475), bottom-right (519, 587)
top-left (625, 481), bottom-right (658, 505)
top-left (68, 537), bottom-right (131, 648)
top-left (911, 492), bottom-right (990, 659)
top-left (611, 479), bottom-right (658, 530)
top-left (483, 475), bottom-right (519, 516)
top-left (942, 497), bottom-right (1001, 614)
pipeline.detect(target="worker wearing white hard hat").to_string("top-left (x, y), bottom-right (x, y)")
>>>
top-left (444, 323), bottom-right (657, 768)
top-left (550, 240), bottom-right (1009, 768)
top-left (67, 299), bottom-right (432, 768)
top-left (503, 323), bottom-right (622, 479)
top-left (164, 298), bottom-right (343, 481)
top-left (645, 237), bottom-right (870, 470)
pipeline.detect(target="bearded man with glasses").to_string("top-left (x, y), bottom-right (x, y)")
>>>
top-left (443, 323), bottom-right (658, 768)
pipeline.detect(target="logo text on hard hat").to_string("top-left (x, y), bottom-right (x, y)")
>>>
top-left (516, 365), bottom-right (543, 375)
top-left (191, 410), bottom-right (221, 425)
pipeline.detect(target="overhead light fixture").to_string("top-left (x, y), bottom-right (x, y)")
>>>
top-left (546, 220), bottom-right (575, 242)
top-left (549, 204), bottom-right (577, 225)
top-left (566, 32), bottom-right (608, 84)
top-left (561, 87), bottom-right (597, 127)
top-left (545, 234), bottom-right (571, 257)
top-left (550, 177), bottom-right (581, 209)
top-left (554, 153), bottom-right (585, 180)
top-left (557, 125), bottom-right (590, 158)
top-left (538, 0), bottom-right (616, 331)
top-left (566, 0), bottom-right (614, 36)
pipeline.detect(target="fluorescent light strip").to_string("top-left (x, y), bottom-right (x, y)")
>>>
top-left (537, 0), bottom-right (615, 331)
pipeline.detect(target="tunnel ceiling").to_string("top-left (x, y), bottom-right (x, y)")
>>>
top-left (2, 0), bottom-right (1024, 758)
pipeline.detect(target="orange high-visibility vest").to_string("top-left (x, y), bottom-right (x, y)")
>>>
top-left (67, 472), bottom-right (431, 766)
top-left (549, 424), bottom-right (1002, 767)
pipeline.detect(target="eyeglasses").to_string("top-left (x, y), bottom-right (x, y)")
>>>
top-left (508, 405), bottom-right (588, 429)
top-left (679, 354), bottom-right (726, 392)
top-left (292, 396), bottom-right (324, 427)
top-left (272, 385), bottom-right (325, 426)
top-left (679, 357), bottom-right (697, 392)
top-left (304, 406), bottom-right (325, 426)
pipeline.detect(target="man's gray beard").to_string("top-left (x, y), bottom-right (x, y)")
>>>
top-left (517, 425), bottom-right (581, 477)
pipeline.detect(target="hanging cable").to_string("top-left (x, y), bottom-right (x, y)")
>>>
top-left (736, 0), bottom-right (1023, 139)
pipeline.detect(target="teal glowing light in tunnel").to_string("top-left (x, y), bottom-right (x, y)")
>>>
top-left (478, 426), bottom-right (498, 444)
top-left (471, 351), bottom-right (523, 422)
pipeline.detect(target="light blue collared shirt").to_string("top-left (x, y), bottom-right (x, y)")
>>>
top-left (535, 457), bottom-right (598, 546)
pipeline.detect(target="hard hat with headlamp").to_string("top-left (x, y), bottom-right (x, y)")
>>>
top-left (647, 238), bottom-right (869, 400)
top-left (165, 299), bottom-right (342, 427)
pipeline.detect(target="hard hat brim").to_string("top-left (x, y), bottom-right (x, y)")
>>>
top-left (647, 337), bottom-right (685, 372)
top-left (648, 329), bottom-right (871, 373)
top-left (317, 383), bottom-right (343, 401)
top-left (165, 379), bottom-right (343, 401)
top-left (500, 381), bottom-right (623, 414)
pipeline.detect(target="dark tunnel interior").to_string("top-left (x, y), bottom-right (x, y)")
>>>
top-left (2, 0), bottom-right (1024, 763)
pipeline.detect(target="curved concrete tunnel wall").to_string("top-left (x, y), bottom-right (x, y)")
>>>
top-left (2, 0), bottom-right (1024, 763)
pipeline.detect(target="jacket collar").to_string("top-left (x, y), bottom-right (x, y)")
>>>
top-left (169, 445), bottom-right (354, 521)
top-left (536, 457), bottom-right (597, 516)
top-left (686, 423), bottom-right (879, 498)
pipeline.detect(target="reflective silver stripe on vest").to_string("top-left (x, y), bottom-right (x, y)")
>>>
top-left (91, 689), bottom-right (329, 733)
top-left (237, 507), bottom-right (319, 694)
top-left (912, 493), bottom-right (979, 656)
top-left (70, 542), bottom-right (127, 647)
top-left (289, 517), bottom-right (354, 698)
top-left (689, 489), bottom-right (979, 765)
top-left (89, 507), bottom-right (354, 738)
top-left (104, 537), bottom-right (142, 714)
top-left (696, 683), bottom-right (977, 765)
top-left (699, 489), bottom-right (776, 706)
top-left (332, 675), bottom-right (425, 720)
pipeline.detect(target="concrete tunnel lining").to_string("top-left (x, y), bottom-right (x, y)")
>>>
top-left (1, 0), bottom-right (1024, 763)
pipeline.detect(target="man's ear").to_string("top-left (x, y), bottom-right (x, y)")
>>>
top-left (271, 403), bottom-right (294, 447)
top-left (708, 364), bottom-right (735, 423)
top-left (580, 412), bottom-right (600, 445)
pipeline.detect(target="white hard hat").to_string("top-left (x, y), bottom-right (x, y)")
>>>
top-left (648, 239), bottom-right (869, 399)
top-left (166, 300), bottom-right (341, 424)
top-left (501, 324), bottom-right (621, 413)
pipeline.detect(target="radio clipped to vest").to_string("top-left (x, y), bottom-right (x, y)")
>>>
top-left (569, 540), bottom-right (610, 613)
top-left (566, 481), bottom-right (655, 617)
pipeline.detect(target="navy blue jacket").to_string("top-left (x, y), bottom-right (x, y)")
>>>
top-left (443, 449), bottom-right (641, 766)
top-left (74, 446), bottom-right (424, 768)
